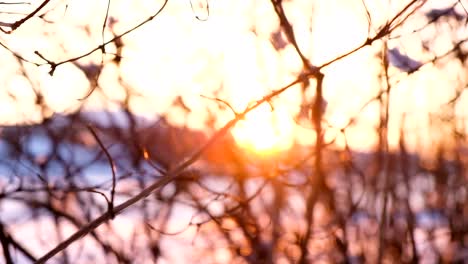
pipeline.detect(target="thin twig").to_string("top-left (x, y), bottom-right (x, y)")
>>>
top-left (8, 0), bottom-right (52, 32)
top-left (87, 124), bottom-right (117, 218)
top-left (39, 0), bottom-right (169, 76)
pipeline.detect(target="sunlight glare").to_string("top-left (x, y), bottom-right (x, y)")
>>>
top-left (232, 104), bottom-right (294, 155)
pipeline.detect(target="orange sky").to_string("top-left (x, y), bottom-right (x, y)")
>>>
top-left (0, 0), bottom-right (467, 155)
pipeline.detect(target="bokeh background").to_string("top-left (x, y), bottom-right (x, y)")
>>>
top-left (0, 0), bottom-right (467, 263)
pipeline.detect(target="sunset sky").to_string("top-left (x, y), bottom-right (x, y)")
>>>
top-left (0, 0), bottom-right (467, 155)
top-left (1, 2), bottom-right (468, 263)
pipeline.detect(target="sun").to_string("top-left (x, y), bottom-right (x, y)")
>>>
top-left (232, 104), bottom-right (294, 155)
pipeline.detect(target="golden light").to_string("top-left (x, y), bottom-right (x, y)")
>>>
top-left (232, 104), bottom-right (294, 155)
